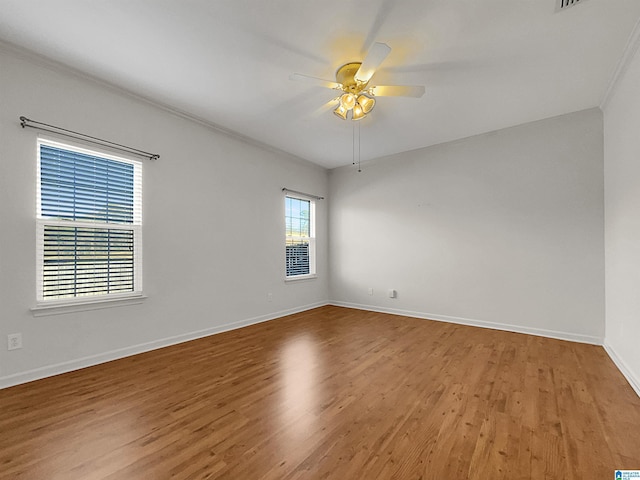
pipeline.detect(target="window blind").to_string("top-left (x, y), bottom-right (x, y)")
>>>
top-left (42, 226), bottom-right (134, 299)
top-left (39, 144), bottom-right (137, 223)
top-left (286, 240), bottom-right (310, 276)
top-left (37, 140), bottom-right (142, 301)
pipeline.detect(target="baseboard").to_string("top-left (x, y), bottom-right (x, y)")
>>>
top-left (0, 301), bottom-right (328, 390)
top-left (330, 301), bottom-right (604, 345)
top-left (2, 301), bottom-right (608, 390)
top-left (603, 342), bottom-right (640, 398)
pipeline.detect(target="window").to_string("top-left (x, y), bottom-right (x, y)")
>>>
top-left (36, 139), bottom-right (142, 303)
top-left (285, 195), bottom-right (315, 279)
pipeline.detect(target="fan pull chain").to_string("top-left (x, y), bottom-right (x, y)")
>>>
top-left (357, 122), bottom-right (361, 173)
top-left (352, 122), bottom-right (356, 166)
top-left (351, 122), bottom-right (362, 173)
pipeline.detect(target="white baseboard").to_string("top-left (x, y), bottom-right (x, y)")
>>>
top-left (330, 301), bottom-right (604, 345)
top-left (0, 301), bottom-right (328, 390)
top-left (603, 342), bottom-right (640, 398)
top-left (2, 301), bottom-right (613, 391)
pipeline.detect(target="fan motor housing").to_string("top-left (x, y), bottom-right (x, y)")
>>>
top-left (336, 62), bottom-right (366, 93)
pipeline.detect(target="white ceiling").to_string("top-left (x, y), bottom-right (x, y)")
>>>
top-left (1, 0), bottom-right (639, 169)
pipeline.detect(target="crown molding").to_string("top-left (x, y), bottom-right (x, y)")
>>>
top-left (600, 16), bottom-right (640, 109)
top-left (0, 40), bottom-right (324, 172)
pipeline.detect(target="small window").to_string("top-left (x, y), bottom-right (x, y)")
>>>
top-left (36, 139), bottom-right (142, 302)
top-left (285, 195), bottom-right (316, 279)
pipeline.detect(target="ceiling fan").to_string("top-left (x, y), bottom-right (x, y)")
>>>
top-left (290, 42), bottom-right (425, 121)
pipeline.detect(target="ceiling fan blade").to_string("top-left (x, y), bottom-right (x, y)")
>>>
top-left (361, 0), bottom-right (397, 55)
top-left (370, 85), bottom-right (425, 98)
top-left (310, 97), bottom-right (340, 117)
top-left (354, 42), bottom-right (391, 83)
top-left (289, 73), bottom-right (342, 90)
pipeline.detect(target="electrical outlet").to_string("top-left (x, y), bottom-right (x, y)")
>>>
top-left (368, 288), bottom-right (374, 296)
top-left (8, 333), bottom-right (22, 350)
top-left (267, 293), bottom-right (273, 302)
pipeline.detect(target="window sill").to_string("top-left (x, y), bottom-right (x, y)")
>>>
top-left (31, 294), bottom-right (147, 317)
top-left (285, 274), bottom-right (318, 283)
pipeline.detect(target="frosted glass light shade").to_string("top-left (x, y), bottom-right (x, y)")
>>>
top-left (357, 94), bottom-right (375, 114)
top-left (333, 104), bottom-right (348, 120)
top-left (352, 103), bottom-right (365, 120)
top-left (340, 93), bottom-right (357, 110)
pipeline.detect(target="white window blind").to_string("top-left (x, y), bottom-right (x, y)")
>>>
top-left (36, 139), bottom-right (142, 302)
top-left (285, 195), bottom-right (315, 278)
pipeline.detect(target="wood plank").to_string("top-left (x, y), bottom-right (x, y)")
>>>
top-left (0, 306), bottom-right (638, 479)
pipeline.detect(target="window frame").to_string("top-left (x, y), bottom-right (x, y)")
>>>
top-left (284, 193), bottom-right (316, 281)
top-left (34, 137), bottom-right (144, 311)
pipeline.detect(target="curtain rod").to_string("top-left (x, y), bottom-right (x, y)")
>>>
top-left (20, 116), bottom-right (160, 161)
top-left (282, 188), bottom-right (324, 200)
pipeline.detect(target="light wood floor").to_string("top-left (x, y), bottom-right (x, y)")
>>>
top-left (1, 306), bottom-right (639, 479)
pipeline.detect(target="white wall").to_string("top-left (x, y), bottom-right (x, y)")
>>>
top-left (329, 109), bottom-right (605, 343)
top-left (1, 42), bottom-right (625, 390)
top-left (603, 37), bottom-right (640, 395)
top-left (0, 46), bottom-right (329, 387)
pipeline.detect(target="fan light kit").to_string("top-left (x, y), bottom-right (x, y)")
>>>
top-left (333, 63), bottom-right (377, 120)
top-left (290, 42), bottom-right (425, 121)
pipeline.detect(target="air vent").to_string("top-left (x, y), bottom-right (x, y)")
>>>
top-left (556, 0), bottom-right (588, 11)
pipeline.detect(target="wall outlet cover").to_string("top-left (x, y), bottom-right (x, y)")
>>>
top-left (8, 333), bottom-right (22, 350)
